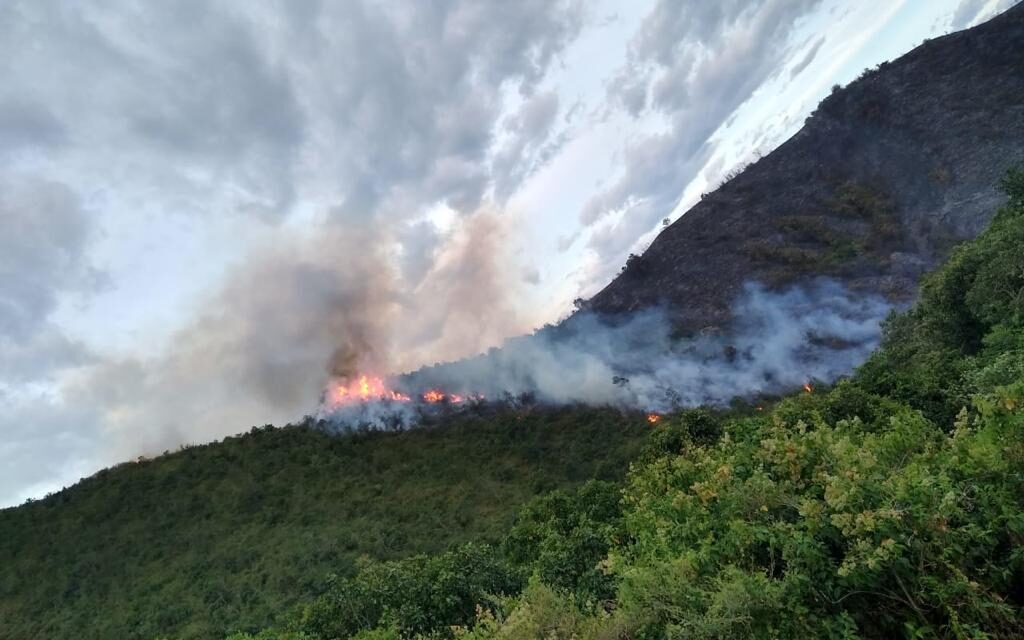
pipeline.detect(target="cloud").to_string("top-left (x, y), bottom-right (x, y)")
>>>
top-left (280, 0), bottom-right (585, 218)
top-left (0, 0), bottom-right (588, 502)
top-left (0, 178), bottom-right (101, 380)
top-left (0, 1), bottom-right (585, 224)
top-left (55, 209), bottom-right (533, 463)
top-left (0, 391), bottom-right (103, 508)
top-left (583, 0), bottom-right (823, 273)
top-left (952, 0), bottom-right (991, 29)
top-left (0, 1), bottom-right (305, 220)
top-left (0, 329), bottom-right (93, 385)
top-left (0, 102), bottom-right (67, 153)
top-left (0, 176), bottom-right (106, 506)
top-left (522, 267), bottom-right (542, 285)
top-left (952, 0), bottom-right (1021, 29)
top-left (790, 37), bottom-right (826, 79)
top-left (0, 176), bottom-right (103, 506)
top-left (491, 91), bottom-right (564, 203)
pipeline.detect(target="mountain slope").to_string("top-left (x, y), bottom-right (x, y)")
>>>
top-left (0, 409), bottom-right (651, 640)
top-left (235, 168), bottom-right (1024, 639)
top-left (588, 3), bottom-right (1024, 333)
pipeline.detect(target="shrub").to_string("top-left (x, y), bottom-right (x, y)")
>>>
top-left (291, 544), bottom-right (519, 639)
top-left (610, 387), bottom-right (1024, 638)
top-left (502, 481), bottom-right (622, 603)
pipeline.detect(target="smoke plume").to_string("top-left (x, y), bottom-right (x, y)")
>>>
top-left (320, 278), bottom-right (894, 428)
top-left (64, 209), bottom-right (534, 459)
top-left (64, 204), bottom-right (894, 460)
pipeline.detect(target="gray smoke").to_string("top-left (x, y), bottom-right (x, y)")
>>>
top-left (56, 210), bottom-right (536, 459)
top-left (319, 278), bottom-right (895, 428)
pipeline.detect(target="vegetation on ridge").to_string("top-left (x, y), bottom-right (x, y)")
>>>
top-left (226, 170), bottom-right (1024, 640)
top-left (1, 171), bottom-right (1022, 640)
top-left (0, 409), bottom-right (651, 640)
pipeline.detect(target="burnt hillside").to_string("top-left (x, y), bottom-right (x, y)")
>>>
top-left (587, 3), bottom-right (1024, 332)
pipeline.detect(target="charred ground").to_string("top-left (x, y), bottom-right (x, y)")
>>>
top-left (586, 3), bottom-right (1024, 333)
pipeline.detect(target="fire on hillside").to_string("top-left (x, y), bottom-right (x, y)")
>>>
top-left (325, 374), bottom-right (478, 410)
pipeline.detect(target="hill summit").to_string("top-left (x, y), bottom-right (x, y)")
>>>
top-left (587, 2), bottom-right (1024, 333)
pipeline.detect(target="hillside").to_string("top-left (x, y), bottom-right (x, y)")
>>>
top-left (3, 169), bottom-right (1021, 640)
top-left (231, 169), bottom-right (1024, 639)
top-left (2, 8), bottom-right (1023, 640)
top-left (0, 408), bottom-right (651, 640)
top-left (588, 2), bottom-right (1024, 333)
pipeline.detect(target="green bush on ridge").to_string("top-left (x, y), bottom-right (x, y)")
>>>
top-left (3, 173), bottom-right (1023, 640)
top-left (0, 408), bottom-right (651, 640)
top-left (236, 169), bottom-right (1024, 640)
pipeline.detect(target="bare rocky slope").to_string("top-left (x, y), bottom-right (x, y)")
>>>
top-left (586, 3), bottom-right (1024, 332)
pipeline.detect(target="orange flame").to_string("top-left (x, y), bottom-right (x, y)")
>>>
top-left (422, 389), bottom-right (465, 404)
top-left (647, 413), bottom-right (661, 424)
top-left (803, 383), bottom-right (813, 393)
top-left (325, 374), bottom-right (480, 410)
top-left (329, 374), bottom-right (410, 407)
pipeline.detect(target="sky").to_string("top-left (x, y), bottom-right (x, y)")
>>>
top-left (0, 0), bottom-right (1018, 507)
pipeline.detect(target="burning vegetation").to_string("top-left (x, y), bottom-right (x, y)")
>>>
top-left (324, 374), bottom-right (480, 413)
top-left (329, 375), bottom-right (411, 405)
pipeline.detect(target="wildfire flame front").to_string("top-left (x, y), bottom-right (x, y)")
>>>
top-left (326, 374), bottom-right (476, 411)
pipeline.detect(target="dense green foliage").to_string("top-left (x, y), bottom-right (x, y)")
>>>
top-left (501, 480), bottom-right (622, 604)
top-left (0, 408), bottom-right (651, 640)
top-left (4, 172), bottom-right (1023, 640)
top-left (857, 167), bottom-right (1024, 426)
top-left (289, 544), bottom-right (519, 640)
top-left (231, 171), bottom-right (1024, 640)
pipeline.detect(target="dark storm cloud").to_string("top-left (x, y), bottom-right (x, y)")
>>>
top-left (583, 0), bottom-right (823, 272)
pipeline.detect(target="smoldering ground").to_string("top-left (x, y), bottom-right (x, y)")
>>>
top-left (320, 278), bottom-right (895, 429)
top-left (58, 203), bottom-right (894, 459)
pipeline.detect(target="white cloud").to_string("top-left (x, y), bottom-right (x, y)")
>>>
top-left (0, 0), bottom-right (984, 504)
top-left (0, 0), bottom-right (587, 504)
top-left (583, 0), bottom-right (824, 248)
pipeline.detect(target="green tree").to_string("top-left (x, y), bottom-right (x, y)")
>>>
top-left (502, 481), bottom-right (622, 603)
top-left (289, 544), bottom-right (519, 639)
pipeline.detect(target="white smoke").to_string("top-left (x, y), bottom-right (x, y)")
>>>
top-left (57, 209), bottom-right (537, 460)
top-left (319, 278), bottom-right (895, 429)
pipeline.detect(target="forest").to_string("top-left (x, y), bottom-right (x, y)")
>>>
top-left (1, 171), bottom-right (1021, 640)
top-left (227, 169), bottom-right (1024, 639)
